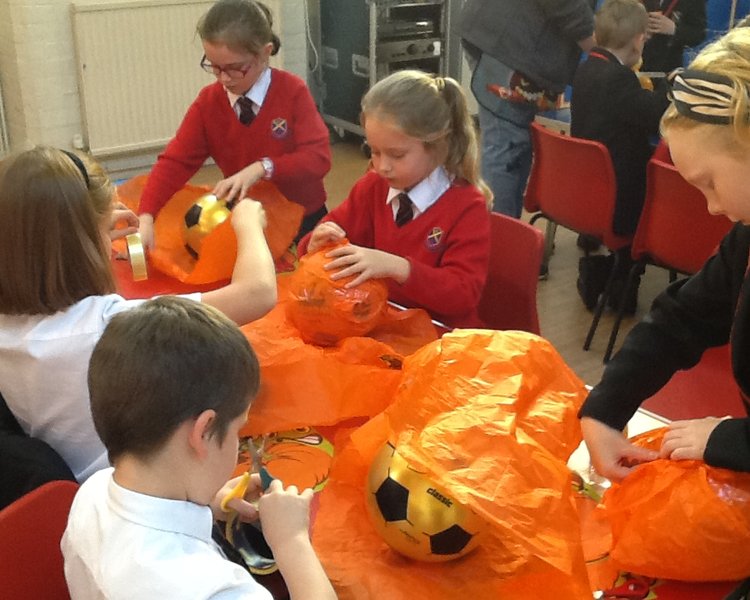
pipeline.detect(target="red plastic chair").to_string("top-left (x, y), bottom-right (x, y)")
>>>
top-left (477, 212), bottom-right (544, 334)
top-left (641, 344), bottom-right (744, 420)
top-left (0, 480), bottom-right (79, 600)
top-left (604, 158), bottom-right (734, 361)
top-left (524, 121), bottom-right (632, 350)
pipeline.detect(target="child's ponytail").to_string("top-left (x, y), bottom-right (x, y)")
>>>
top-left (438, 77), bottom-right (492, 207)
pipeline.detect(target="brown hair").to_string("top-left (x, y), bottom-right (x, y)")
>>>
top-left (0, 147), bottom-right (115, 315)
top-left (595, 0), bottom-right (648, 50)
top-left (662, 27), bottom-right (750, 151)
top-left (361, 69), bottom-right (492, 207)
top-left (89, 296), bottom-right (260, 463)
top-left (197, 0), bottom-right (280, 56)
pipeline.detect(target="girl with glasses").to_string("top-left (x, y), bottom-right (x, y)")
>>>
top-left (138, 0), bottom-right (331, 249)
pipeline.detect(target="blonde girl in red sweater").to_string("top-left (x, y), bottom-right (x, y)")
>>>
top-left (299, 70), bottom-right (491, 329)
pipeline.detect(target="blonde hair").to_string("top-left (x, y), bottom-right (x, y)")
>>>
top-left (361, 70), bottom-right (492, 207)
top-left (662, 27), bottom-right (750, 150)
top-left (0, 147), bottom-right (115, 315)
top-left (595, 0), bottom-right (647, 50)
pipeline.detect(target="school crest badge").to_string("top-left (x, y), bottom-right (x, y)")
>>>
top-left (425, 227), bottom-right (443, 251)
top-left (271, 118), bottom-right (289, 139)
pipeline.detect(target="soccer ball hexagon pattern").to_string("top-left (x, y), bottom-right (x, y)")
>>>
top-left (364, 441), bottom-right (484, 561)
top-left (183, 194), bottom-right (231, 259)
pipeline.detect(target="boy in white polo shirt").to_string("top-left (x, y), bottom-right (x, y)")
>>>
top-left (61, 296), bottom-right (336, 600)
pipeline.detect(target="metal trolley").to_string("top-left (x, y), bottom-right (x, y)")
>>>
top-left (320, 0), bottom-right (457, 137)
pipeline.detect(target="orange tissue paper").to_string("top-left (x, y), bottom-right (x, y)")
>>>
top-left (311, 329), bottom-right (592, 600)
top-left (286, 241), bottom-right (389, 346)
top-left (116, 175), bottom-right (303, 285)
top-left (605, 428), bottom-right (750, 581)
top-left (239, 276), bottom-right (438, 438)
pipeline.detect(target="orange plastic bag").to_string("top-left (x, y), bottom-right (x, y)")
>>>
top-left (286, 242), bottom-right (389, 346)
top-left (312, 330), bottom-right (592, 600)
top-left (116, 175), bottom-right (303, 284)
top-left (239, 276), bottom-right (438, 437)
top-left (605, 428), bottom-right (750, 581)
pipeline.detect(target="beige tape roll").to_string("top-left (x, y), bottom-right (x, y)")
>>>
top-left (126, 232), bottom-right (148, 281)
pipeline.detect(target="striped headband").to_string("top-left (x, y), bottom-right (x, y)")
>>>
top-left (668, 69), bottom-right (737, 125)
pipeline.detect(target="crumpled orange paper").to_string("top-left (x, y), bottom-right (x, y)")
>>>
top-left (116, 175), bottom-right (303, 284)
top-left (286, 242), bottom-right (389, 346)
top-left (311, 329), bottom-right (592, 599)
top-left (605, 428), bottom-right (750, 581)
top-left (239, 276), bottom-right (438, 437)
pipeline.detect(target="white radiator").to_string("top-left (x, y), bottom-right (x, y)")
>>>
top-left (71, 0), bottom-right (213, 157)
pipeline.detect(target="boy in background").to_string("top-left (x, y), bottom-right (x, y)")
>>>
top-left (571, 0), bottom-right (670, 313)
top-left (61, 296), bottom-right (336, 600)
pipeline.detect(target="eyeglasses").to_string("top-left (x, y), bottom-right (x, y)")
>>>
top-left (199, 54), bottom-right (255, 79)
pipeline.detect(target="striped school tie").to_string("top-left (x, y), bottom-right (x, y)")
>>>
top-left (395, 193), bottom-right (413, 227)
top-left (236, 96), bottom-right (255, 126)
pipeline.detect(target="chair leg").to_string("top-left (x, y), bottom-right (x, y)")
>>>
top-left (603, 261), bottom-right (643, 363)
top-left (543, 221), bottom-right (557, 259)
top-left (583, 251), bottom-right (620, 351)
top-left (529, 214), bottom-right (556, 277)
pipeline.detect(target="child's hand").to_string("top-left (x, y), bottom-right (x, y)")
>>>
top-left (660, 417), bottom-right (727, 461)
top-left (324, 244), bottom-right (410, 287)
top-left (307, 221), bottom-right (346, 254)
top-left (109, 203), bottom-right (139, 242)
top-left (139, 214), bottom-right (155, 250)
top-left (257, 480), bottom-right (313, 554)
top-left (211, 473), bottom-right (263, 522)
top-left (581, 417), bottom-right (659, 482)
top-left (213, 162), bottom-right (265, 205)
top-left (231, 198), bottom-right (267, 232)
top-left (647, 11), bottom-right (676, 36)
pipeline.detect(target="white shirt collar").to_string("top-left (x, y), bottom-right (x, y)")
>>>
top-left (386, 166), bottom-right (452, 218)
top-left (226, 66), bottom-right (272, 115)
top-left (107, 471), bottom-right (214, 542)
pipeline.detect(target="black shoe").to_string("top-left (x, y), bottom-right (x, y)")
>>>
top-left (577, 234), bottom-right (602, 253)
top-left (607, 275), bottom-right (640, 315)
top-left (577, 254), bottom-right (613, 310)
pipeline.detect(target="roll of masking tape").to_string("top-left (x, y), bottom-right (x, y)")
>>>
top-left (126, 232), bottom-right (148, 281)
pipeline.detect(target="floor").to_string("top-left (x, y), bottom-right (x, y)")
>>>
top-left (193, 136), bottom-right (674, 387)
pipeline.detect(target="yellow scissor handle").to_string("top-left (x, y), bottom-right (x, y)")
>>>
top-left (220, 472), bottom-right (251, 513)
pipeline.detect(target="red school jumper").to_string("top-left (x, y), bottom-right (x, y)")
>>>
top-left (139, 69), bottom-right (331, 217)
top-left (298, 171), bottom-right (490, 329)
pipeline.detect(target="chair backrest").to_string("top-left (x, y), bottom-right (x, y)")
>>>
top-left (478, 212), bottom-right (544, 334)
top-left (0, 480), bottom-right (79, 600)
top-left (632, 159), bottom-right (733, 275)
top-left (524, 121), bottom-right (631, 251)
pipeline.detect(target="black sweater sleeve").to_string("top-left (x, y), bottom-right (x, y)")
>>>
top-left (579, 224), bottom-right (747, 431)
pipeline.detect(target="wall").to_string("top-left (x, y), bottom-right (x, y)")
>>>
top-left (0, 0), bottom-right (308, 172)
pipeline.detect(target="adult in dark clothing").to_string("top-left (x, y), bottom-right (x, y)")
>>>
top-left (580, 28), bottom-right (750, 481)
top-left (458, 0), bottom-right (595, 218)
top-left (641, 0), bottom-right (707, 73)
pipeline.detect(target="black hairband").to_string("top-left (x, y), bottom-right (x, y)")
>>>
top-left (667, 68), bottom-right (737, 125)
top-left (61, 149), bottom-right (90, 188)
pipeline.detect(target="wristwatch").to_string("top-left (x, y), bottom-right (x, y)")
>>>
top-left (260, 157), bottom-right (274, 180)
